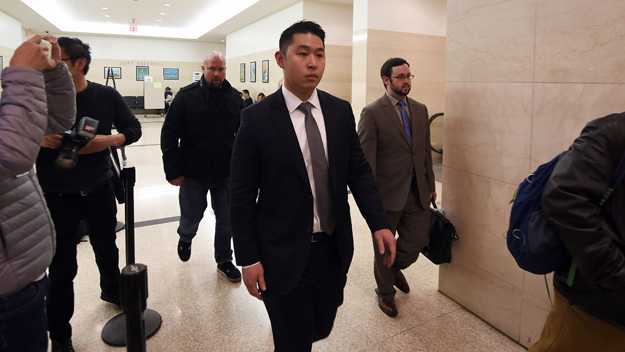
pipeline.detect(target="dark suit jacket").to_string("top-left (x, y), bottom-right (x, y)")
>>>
top-left (230, 88), bottom-right (390, 295)
top-left (243, 97), bottom-right (254, 108)
top-left (358, 94), bottom-right (435, 211)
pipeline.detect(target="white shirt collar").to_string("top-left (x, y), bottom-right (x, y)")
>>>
top-left (282, 85), bottom-right (320, 114)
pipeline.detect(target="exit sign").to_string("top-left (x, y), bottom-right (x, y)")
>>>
top-left (130, 25), bottom-right (138, 32)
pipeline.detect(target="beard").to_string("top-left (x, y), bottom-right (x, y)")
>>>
top-left (205, 77), bottom-right (224, 89)
top-left (390, 80), bottom-right (410, 97)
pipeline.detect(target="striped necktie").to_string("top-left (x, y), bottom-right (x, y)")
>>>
top-left (399, 100), bottom-right (412, 145)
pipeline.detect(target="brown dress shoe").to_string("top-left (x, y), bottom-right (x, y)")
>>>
top-left (378, 296), bottom-right (398, 317)
top-left (394, 270), bottom-right (410, 293)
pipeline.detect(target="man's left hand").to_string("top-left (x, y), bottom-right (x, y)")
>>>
top-left (430, 191), bottom-right (437, 202)
top-left (79, 134), bottom-right (126, 154)
top-left (373, 229), bottom-right (396, 268)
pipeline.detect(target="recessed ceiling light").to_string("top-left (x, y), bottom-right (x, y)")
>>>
top-left (221, 40), bottom-right (225, 42)
top-left (102, 7), bottom-right (107, 10)
top-left (157, 19), bottom-right (162, 22)
top-left (160, 12), bottom-right (165, 15)
top-left (164, 4), bottom-right (170, 6)
top-left (104, 15), bottom-right (110, 17)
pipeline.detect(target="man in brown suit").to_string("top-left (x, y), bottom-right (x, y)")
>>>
top-left (357, 57), bottom-right (436, 317)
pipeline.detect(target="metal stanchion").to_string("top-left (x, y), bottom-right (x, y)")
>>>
top-left (102, 166), bottom-right (162, 348)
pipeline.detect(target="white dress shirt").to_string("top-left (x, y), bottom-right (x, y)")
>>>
top-left (282, 85), bottom-right (328, 234)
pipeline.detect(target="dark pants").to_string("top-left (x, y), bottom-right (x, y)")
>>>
top-left (0, 276), bottom-right (48, 352)
top-left (374, 178), bottom-right (430, 299)
top-left (45, 182), bottom-right (120, 341)
top-left (262, 234), bottom-right (346, 352)
top-left (177, 177), bottom-right (233, 264)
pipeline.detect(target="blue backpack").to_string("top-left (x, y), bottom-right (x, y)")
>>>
top-left (507, 145), bottom-right (625, 279)
top-left (507, 152), bottom-right (571, 276)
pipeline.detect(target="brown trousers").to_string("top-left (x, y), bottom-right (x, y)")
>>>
top-left (373, 181), bottom-right (429, 299)
top-left (529, 290), bottom-right (625, 352)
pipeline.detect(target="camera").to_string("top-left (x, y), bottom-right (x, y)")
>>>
top-left (55, 116), bottom-right (99, 169)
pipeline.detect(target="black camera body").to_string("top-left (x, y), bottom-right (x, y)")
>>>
top-left (55, 116), bottom-right (99, 169)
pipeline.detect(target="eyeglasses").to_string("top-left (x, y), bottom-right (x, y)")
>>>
top-left (390, 74), bottom-right (415, 81)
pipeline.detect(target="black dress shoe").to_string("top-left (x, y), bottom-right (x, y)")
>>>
top-left (394, 270), bottom-right (410, 293)
top-left (378, 296), bottom-right (398, 317)
top-left (178, 239), bottom-right (191, 262)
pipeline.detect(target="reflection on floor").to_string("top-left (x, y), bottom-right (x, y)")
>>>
top-left (59, 116), bottom-right (526, 351)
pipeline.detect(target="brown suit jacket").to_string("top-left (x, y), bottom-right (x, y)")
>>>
top-left (357, 93), bottom-right (435, 212)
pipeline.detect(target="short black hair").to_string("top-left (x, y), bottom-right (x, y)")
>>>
top-left (380, 58), bottom-right (409, 88)
top-left (58, 37), bottom-right (92, 75)
top-left (279, 20), bottom-right (325, 54)
top-left (242, 89), bottom-right (249, 95)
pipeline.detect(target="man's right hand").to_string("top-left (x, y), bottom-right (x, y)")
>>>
top-left (42, 135), bottom-right (63, 149)
top-left (168, 176), bottom-right (184, 186)
top-left (242, 263), bottom-right (266, 301)
top-left (9, 35), bottom-right (49, 72)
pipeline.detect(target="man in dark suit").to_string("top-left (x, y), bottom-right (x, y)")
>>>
top-left (358, 58), bottom-right (437, 317)
top-left (242, 89), bottom-right (253, 108)
top-left (230, 21), bottom-right (397, 351)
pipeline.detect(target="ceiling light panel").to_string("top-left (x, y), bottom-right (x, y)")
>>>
top-left (20, 0), bottom-right (260, 39)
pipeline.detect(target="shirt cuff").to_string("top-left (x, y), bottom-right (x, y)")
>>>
top-left (242, 262), bottom-right (260, 269)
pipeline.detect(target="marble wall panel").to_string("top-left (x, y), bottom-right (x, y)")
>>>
top-left (535, 0), bottom-right (625, 83)
top-left (531, 83), bottom-right (625, 169)
top-left (438, 259), bottom-right (523, 341)
top-left (444, 82), bottom-right (533, 184)
top-left (446, 0), bottom-right (536, 83)
top-left (442, 166), bottom-right (524, 289)
top-left (519, 291), bottom-right (551, 348)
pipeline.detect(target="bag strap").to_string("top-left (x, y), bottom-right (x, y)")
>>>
top-left (431, 200), bottom-right (438, 209)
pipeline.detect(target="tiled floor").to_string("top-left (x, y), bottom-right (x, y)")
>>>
top-left (58, 116), bottom-right (527, 351)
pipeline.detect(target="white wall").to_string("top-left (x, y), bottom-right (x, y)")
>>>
top-left (355, 0), bottom-right (447, 36)
top-left (0, 11), bottom-right (22, 49)
top-left (303, 2), bottom-right (353, 46)
top-left (226, 2), bottom-right (304, 58)
top-left (53, 34), bottom-right (225, 62)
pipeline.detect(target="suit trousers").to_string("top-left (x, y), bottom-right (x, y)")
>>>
top-left (528, 290), bottom-right (625, 352)
top-left (374, 178), bottom-right (429, 299)
top-left (44, 182), bottom-right (120, 341)
top-left (262, 234), bottom-right (347, 352)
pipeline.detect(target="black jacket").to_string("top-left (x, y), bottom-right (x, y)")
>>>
top-left (161, 77), bottom-right (242, 181)
top-left (36, 81), bottom-right (141, 194)
top-left (542, 114), bottom-right (625, 331)
top-left (230, 88), bottom-right (390, 295)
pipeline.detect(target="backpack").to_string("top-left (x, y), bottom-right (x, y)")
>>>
top-left (507, 140), bottom-right (625, 277)
top-left (506, 152), bottom-right (571, 275)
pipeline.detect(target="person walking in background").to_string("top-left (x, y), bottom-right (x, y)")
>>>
top-left (242, 89), bottom-right (253, 108)
top-left (161, 51), bottom-right (244, 283)
top-left (256, 92), bottom-right (265, 102)
top-left (229, 21), bottom-right (396, 351)
top-left (0, 34), bottom-right (75, 352)
top-left (358, 57), bottom-right (436, 317)
top-left (164, 86), bottom-right (174, 115)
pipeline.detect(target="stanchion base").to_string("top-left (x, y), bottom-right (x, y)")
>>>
top-left (101, 309), bottom-right (162, 347)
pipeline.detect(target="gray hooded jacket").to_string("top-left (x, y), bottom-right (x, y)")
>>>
top-left (0, 62), bottom-right (75, 297)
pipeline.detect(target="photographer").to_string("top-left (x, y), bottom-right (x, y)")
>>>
top-left (0, 35), bottom-right (76, 352)
top-left (36, 37), bottom-right (141, 352)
